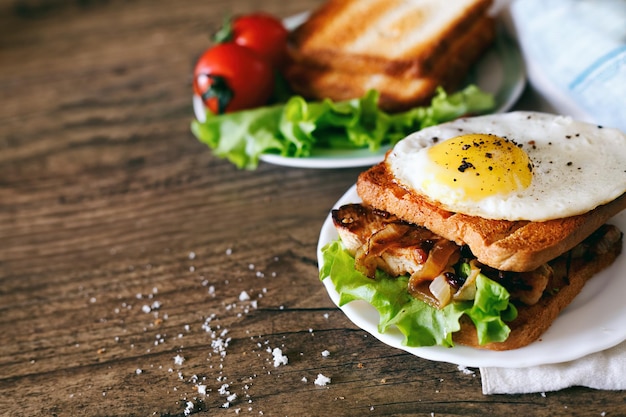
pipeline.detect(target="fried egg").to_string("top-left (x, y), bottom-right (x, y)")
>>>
top-left (387, 111), bottom-right (626, 221)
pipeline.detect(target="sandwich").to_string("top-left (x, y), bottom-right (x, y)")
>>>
top-left (285, 0), bottom-right (496, 112)
top-left (320, 111), bottom-right (626, 350)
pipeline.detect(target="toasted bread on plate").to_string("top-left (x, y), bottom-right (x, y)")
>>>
top-left (285, 14), bottom-right (495, 112)
top-left (285, 0), bottom-right (496, 111)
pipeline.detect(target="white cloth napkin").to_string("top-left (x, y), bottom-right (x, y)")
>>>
top-left (480, 341), bottom-right (626, 394)
top-left (503, 0), bottom-right (626, 132)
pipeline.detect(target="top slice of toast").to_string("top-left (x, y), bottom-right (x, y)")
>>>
top-left (285, 13), bottom-right (495, 111)
top-left (357, 161), bottom-right (626, 272)
top-left (289, 0), bottom-right (494, 78)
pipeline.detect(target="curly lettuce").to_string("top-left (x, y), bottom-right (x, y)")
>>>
top-left (191, 85), bottom-right (495, 169)
top-left (320, 240), bottom-right (517, 348)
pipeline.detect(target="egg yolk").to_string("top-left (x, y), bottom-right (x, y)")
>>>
top-left (427, 133), bottom-right (533, 200)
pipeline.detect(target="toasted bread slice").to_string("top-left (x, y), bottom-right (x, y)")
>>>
top-left (285, 14), bottom-right (495, 112)
top-left (454, 226), bottom-right (623, 350)
top-left (289, 0), bottom-right (494, 78)
top-left (285, 66), bottom-right (439, 112)
top-left (356, 161), bottom-right (626, 272)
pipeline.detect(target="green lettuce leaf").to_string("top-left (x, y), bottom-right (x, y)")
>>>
top-left (320, 240), bottom-right (516, 348)
top-left (191, 85), bottom-right (495, 169)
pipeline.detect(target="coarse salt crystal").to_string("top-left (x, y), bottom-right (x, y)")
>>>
top-left (184, 401), bottom-right (194, 416)
top-left (272, 347), bottom-right (288, 367)
top-left (314, 374), bottom-right (331, 386)
top-left (218, 383), bottom-right (229, 395)
top-left (239, 291), bottom-right (250, 302)
top-left (457, 365), bottom-right (475, 376)
top-left (174, 354), bottom-right (185, 365)
top-left (321, 350), bottom-right (330, 357)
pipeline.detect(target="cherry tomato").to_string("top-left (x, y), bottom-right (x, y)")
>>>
top-left (193, 43), bottom-right (274, 114)
top-left (216, 13), bottom-right (288, 68)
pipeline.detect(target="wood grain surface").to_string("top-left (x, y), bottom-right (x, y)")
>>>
top-left (0, 0), bottom-right (624, 416)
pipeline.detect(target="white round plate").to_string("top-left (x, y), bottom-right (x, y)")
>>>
top-left (317, 184), bottom-right (626, 368)
top-left (193, 15), bottom-right (526, 169)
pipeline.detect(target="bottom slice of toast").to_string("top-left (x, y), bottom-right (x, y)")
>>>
top-left (453, 232), bottom-right (622, 350)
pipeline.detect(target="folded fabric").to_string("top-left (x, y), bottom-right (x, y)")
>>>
top-left (480, 340), bottom-right (626, 395)
top-left (505, 0), bottom-right (626, 131)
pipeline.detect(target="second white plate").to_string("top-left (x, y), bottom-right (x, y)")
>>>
top-left (193, 15), bottom-right (526, 169)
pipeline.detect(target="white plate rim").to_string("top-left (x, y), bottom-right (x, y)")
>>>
top-left (317, 184), bottom-right (626, 368)
top-left (193, 14), bottom-right (527, 169)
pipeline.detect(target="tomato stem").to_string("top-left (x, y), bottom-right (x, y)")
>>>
top-left (201, 74), bottom-right (233, 114)
top-left (213, 15), bottom-right (234, 43)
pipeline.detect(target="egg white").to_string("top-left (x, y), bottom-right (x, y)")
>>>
top-left (387, 111), bottom-right (626, 221)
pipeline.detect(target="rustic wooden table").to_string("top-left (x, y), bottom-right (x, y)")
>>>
top-left (1, 0), bottom-right (624, 416)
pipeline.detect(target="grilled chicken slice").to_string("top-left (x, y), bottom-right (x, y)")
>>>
top-left (333, 204), bottom-right (438, 278)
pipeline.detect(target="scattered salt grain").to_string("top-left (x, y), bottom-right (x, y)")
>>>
top-left (239, 291), bottom-right (250, 302)
top-left (271, 347), bottom-right (288, 367)
top-left (196, 384), bottom-right (207, 395)
top-left (457, 365), bottom-right (475, 376)
top-left (184, 401), bottom-right (194, 416)
top-left (174, 354), bottom-right (185, 366)
top-left (314, 373), bottom-right (331, 386)
top-left (301, 377), bottom-right (308, 383)
top-left (218, 383), bottom-right (230, 395)
top-left (135, 369), bottom-right (142, 375)
top-left (188, 251), bottom-right (196, 260)
top-left (321, 350), bottom-right (330, 357)
top-left (141, 305), bottom-right (151, 314)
